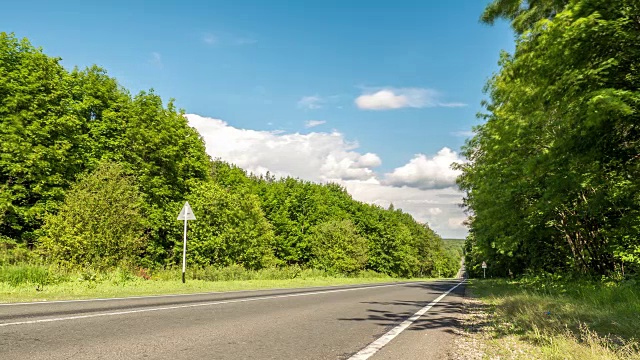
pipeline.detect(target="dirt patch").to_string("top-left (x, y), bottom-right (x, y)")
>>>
top-left (449, 286), bottom-right (489, 360)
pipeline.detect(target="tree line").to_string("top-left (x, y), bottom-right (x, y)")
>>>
top-left (458, 0), bottom-right (640, 277)
top-left (0, 33), bottom-right (459, 277)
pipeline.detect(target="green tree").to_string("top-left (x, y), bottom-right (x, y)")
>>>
top-left (39, 162), bottom-right (146, 269)
top-left (461, 0), bottom-right (640, 276)
top-left (184, 181), bottom-right (276, 270)
top-left (309, 219), bottom-right (368, 274)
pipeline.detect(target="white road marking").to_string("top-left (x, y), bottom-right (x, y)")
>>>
top-left (0, 282), bottom-right (417, 327)
top-left (348, 280), bottom-right (465, 360)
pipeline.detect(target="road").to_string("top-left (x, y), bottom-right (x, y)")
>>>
top-left (0, 279), bottom-right (465, 359)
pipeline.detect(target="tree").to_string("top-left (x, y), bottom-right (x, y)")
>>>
top-left (309, 219), bottom-right (368, 274)
top-left (39, 162), bottom-right (146, 269)
top-left (461, 0), bottom-right (640, 276)
top-left (184, 181), bottom-right (276, 270)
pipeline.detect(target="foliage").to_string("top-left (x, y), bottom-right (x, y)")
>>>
top-left (184, 181), bottom-right (276, 270)
top-left (39, 162), bottom-right (147, 269)
top-left (309, 219), bottom-right (368, 274)
top-left (460, 0), bottom-right (640, 277)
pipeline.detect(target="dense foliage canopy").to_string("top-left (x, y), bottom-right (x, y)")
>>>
top-left (460, 0), bottom-right (640, 277)
top-left (0, 33), bottom-right (459, 277)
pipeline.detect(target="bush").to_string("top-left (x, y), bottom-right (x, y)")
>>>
top-left (0, 237), bottom-right (40, 265)
top-left (184, 181), bottom-right (277, 270)
top-left (38, 162), bottom-right (147, 270)
top-left (309, 219), bottom-right (369, 274)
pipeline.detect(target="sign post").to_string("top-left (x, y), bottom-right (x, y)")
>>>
top-left (482, 261), bottom-right (487, 278)
top-left (177, 201), bottom-right (196, 283)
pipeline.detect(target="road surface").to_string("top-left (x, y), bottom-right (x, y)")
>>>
top-left (0, 279), bottom-right (465, 359)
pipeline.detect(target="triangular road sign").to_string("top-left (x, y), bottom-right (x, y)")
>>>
top-left (177, 201), bottom-right (196, 220)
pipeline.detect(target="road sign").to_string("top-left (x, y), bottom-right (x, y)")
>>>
top-left (482, 261), bottom-right (487, 278)
top-left (177, 202), bottom-right (196, 220)
top-left (177, 202), bottom-right (196, 283)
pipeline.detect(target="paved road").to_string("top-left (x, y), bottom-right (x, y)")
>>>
top-left (0, 280), bottom-right (465, 359)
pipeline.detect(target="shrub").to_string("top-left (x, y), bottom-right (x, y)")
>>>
top-left (309, 219), bottom-right (368, 274)
top-left (38, 162), bottom-right (147, 270)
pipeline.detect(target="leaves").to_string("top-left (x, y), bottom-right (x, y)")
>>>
top-left (463, 0), bottom-right (640, 277)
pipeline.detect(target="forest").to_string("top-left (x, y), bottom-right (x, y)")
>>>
top-left (459, 0), bottom-right (640, 277)
top-left (0, 32), bottom-right (460, 279)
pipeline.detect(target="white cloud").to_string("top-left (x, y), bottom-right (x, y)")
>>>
top-left (384, 147), bottom-right (463, 190)
top-left (186, 114), bottom-right (379, 182)
top-left (355, 87), bottom-right (467, 110)
top-left (355, 153), bottom-right (382, 168)
top-left (186, 114), bottom-right (468, 238)
top-left (305, 120), bottom-right (326, 128)
top-left (355, 88), bottom-right (436, 110)
top-left (342, 180), bottom-right (467, 238)
top-left (298, 96), bottom-right (323, 109)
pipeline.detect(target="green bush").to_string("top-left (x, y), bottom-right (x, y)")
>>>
top-left (38, 162), bottom-right (147, 270)
top-left (0, 237), bottom-right (40, 265)
top-left (184, 181), bottom-right (277, 270)
top-left (309, 219), bottom-right (368, 274)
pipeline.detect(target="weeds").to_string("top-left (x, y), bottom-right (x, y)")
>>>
top-left (0, 263), bottom-right (407, 303)
top-left (469, 277), bottom-right (640, 359)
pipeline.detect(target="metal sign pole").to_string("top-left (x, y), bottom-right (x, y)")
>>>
top-left (182, 214), bottom-right (187, 283)
top-left (177, 201), bottom-right (196, 284)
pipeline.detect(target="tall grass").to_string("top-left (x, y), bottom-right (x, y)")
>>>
top-left (471, 275), bottom-right (640, 359)
top-left (0, 263), bottom-right (405, 302)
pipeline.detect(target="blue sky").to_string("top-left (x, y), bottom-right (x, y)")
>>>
top-left (2, 0), bottom-right (514, 238)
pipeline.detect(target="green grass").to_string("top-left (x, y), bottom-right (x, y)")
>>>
top-left (0, 264), bottom-right (435, 303)
top-left (468, 276), bottom-right (640, 359)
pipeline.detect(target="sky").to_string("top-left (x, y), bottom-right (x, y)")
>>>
top-left (1, 0), bottom-right (514, 238)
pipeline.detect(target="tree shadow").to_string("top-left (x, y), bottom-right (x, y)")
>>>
top-left (337, 281), bottom-right (468, 335)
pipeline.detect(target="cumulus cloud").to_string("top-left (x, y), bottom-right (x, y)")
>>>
top-left (383, 147), bottom-right (463, 190)
top-left (355, 153), bottom-right (382, 168)
top-left (297, 96), bottom-right (323, 109)
top-left (186, 114), bottom-right (379, 182)
top-left (305, 120), bottom-right (326, 128)
top-left (342, 180), bottom-right (467, 238)
top-left (186, 114), bottom-right (468, 238)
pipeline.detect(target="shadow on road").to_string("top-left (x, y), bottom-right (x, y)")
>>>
top-left (337, 281), bottom-right (466, 335)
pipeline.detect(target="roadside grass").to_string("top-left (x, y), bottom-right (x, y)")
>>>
top-left (467, 276), bottom-right (640, 359)
top-left (0, 264), bottom-right (435, 303)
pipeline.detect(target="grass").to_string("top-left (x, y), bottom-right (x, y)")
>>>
top-left (465, 275), bottom-right (640, 359)
top-left (0, 264), bottom-right (435, 303)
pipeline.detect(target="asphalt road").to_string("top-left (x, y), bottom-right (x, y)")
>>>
top-left (0, 279), bottom-right (465, 359)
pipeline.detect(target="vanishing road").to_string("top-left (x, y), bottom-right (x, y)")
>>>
top-left (0, 279), bottom-right (465, 359)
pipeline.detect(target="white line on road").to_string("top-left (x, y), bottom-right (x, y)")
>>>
top-left (0, 282), bottom-right (418, 327)
top-left (348, 280), bottom-right (465, 360)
